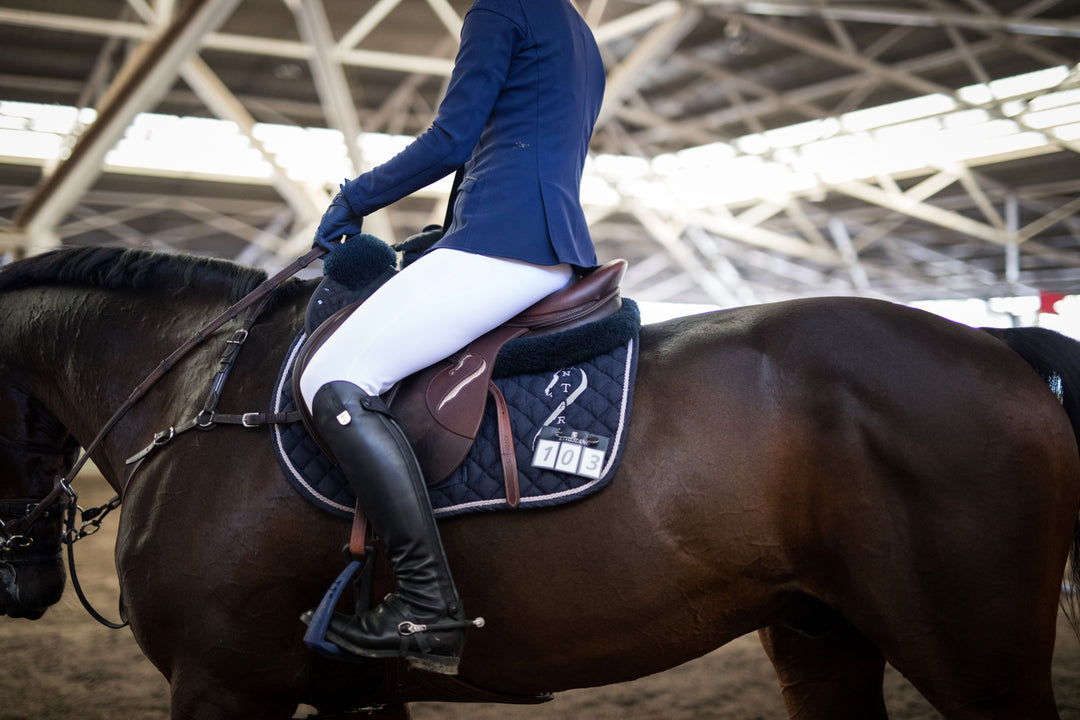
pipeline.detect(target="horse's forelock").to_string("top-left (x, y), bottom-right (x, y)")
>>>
top-left (0, 247), bottom-right (268, 302)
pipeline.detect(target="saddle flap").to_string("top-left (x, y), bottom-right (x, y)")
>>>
top-left (424, 328), bottom-right (524, 436)
top-left (391, 324), bottom-right (525, 483)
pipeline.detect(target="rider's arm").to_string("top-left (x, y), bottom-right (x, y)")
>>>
top-left (340, 8), bottom-right (523, 216)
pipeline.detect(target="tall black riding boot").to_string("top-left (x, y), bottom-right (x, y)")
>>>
top-left (310, 380), bottom-right (477, 674)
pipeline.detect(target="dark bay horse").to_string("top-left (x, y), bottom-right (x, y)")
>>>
top-left (2, 246), bottom-right (1080, 719)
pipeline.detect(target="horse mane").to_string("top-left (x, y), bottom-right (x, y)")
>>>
top-left (0, 246), bottom-right (269, 302)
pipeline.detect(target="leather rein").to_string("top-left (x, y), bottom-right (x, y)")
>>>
top-left (0, 246), bottom-right (327, 628)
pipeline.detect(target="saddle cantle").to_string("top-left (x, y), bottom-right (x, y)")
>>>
top-left (290, 258), bottom-right (628, 496)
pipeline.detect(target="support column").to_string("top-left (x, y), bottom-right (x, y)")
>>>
top-left (1005, 194), bottom-right (1020, 285)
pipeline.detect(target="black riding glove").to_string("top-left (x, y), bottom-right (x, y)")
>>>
top-left (313, 187), bottom-right (364, 251)
top-left (394, 225), bottom-right (445, 268)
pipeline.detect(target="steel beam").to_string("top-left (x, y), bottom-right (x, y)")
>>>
top-left (835, 178), bottom-right (1013, 245)
top-left (0, 8), bottom-right (455, 76)
top-left (597, 6), bottom-right (702, 129)
top-left (337, 0), bottom-right (403, 51)
top-left (285, 0), bottom-right (363, 173)
top-left (685, 226), bottom-right (760, 305)
top-left (687, 209), bottom-right (845, 265)
top-left (629, 205), bottom-right (740, 306)
top-left (584, 0), bottom-right (610, 28)
top-left (731, 13), bottom-right (1080, 156)
top-left (593, 2), bottom-right (680, 44)
top-left (697, 1), bottom-right (1080, 39)
top-left (828, 217), bottom-right (871, 293)
top-left (1018, 195), bottom-right (1080, 242)
top-left (285, 0), bottom-right (400, 245)
top-left (423, 0), bottom-right (462, 37)
top-left (179, 57), bottom-right (326, 224)
top-left (12, 0), bottom-right (243, 248)
top-left (118, 0), bottom-right (326, 225)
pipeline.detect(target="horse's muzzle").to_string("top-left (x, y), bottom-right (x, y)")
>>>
top-left (0, 551), bottom-right (65, 619)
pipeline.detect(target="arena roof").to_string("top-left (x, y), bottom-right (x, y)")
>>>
top-left (1, 0), bottom-right (1078, 307)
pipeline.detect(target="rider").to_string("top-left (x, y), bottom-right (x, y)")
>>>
top-left (298, 0), bottom-right (605, 674)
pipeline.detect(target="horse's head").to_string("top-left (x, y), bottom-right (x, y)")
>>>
top-left (0, 383), bottom-right (78, 619)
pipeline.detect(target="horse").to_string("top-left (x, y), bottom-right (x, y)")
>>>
top-left (2, 245), bottom-right (1079, 720)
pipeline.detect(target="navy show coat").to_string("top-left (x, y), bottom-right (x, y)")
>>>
top-left (340, 0), bottom-right (606, 270)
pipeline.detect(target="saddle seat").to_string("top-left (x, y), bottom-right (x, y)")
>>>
top-left (292, 259), bottom-right (628, 493)
top-left (503, 258), bottom-right (627, 334)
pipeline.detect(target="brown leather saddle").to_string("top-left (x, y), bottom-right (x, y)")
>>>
top-left (290, 258), bottom-right (628, 505)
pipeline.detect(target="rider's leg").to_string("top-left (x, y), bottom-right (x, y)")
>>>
top-left (308, 380), bottom-right (469, 673)
top-left (299, 249), bottom-right (573, 673)
top-left (300, 248), bottom-right (574, 402)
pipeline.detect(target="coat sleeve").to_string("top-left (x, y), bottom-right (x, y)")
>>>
top-left (341, 9), bottom-right (522, 215)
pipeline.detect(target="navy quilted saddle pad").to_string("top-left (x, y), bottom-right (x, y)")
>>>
top-left (271, 302), bottom-right (640, 519)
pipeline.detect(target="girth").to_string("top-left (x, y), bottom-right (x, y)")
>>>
top-left (290, 259), bottom-right (628, 502)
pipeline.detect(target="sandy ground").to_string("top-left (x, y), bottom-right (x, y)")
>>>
top-left (2, 471), bottom-right (1079, 719)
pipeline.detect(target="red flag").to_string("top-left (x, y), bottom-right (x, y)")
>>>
top-left (1039, 291), bottom-right (1067, 315)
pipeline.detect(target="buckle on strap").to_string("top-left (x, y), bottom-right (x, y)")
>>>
top-left (218, 329), bottom-right (249, 361)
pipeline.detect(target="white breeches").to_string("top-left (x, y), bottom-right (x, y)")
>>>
top-left (299, 248), bottom-right (574, 410)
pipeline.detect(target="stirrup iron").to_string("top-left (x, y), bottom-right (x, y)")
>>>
top-left (302, 547), bottom-right (376, 659)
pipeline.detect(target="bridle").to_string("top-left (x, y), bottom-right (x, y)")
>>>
top-left (0, 429), bottom-right (125, 626)
top-left (0, 433), bottom-right (73, 554)
top-left (0, 245), bottom-right (327, 627)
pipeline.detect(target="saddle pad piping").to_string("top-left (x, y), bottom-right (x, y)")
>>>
top-left (272, 332), bottom-right (355, 516)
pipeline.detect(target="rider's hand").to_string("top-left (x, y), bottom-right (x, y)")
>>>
top-left (395, 224), bottom-right (444, 268)
top-left (313, 188), bottom-right (363, 251)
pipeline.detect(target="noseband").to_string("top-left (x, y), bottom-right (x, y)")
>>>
top-left (0, 492), bottom-right (67, 551)
top-left (0, 433), bottom-right (74, 554)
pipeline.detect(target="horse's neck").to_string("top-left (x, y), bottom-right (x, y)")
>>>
top-left (19, 288), bottom-right (240, 484)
